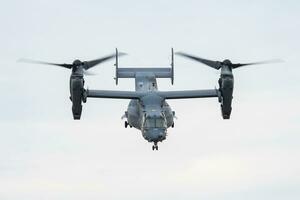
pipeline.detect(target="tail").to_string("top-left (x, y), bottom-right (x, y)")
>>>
top-left (115, 48), bottom-right (119, 85)
top-left (115, 48), bottom-right (174, 85)
top-left (171, 48), bottom-right (174, 84)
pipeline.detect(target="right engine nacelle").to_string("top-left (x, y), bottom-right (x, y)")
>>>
top-left (70, 75), bottom-right (86, 120)
top-left (218, 75), bottom-right (234, 119)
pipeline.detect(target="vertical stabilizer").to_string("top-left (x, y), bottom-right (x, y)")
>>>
top-left (171, 48), bottom-right (174, 85)
top-left (115, 48), bottom-right (119, 85)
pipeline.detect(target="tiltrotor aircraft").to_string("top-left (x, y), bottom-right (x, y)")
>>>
top-left (21, 49), bottom-right (278, 150)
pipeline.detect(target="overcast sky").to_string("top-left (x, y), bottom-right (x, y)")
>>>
top-left (0, 0), bottom-right (300, 200)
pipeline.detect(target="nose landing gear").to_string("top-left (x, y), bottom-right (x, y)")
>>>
top-left (152, 142), bottom-right (158, 151)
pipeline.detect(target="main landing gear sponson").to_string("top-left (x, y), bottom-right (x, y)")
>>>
top-left (152, 142), bottom-right (158, 151)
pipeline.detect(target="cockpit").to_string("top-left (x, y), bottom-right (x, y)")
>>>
top-left (144, 115), bottom-right (166, 128)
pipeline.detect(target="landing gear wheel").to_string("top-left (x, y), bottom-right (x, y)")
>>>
top-left (125, 121), bottom-right (129, 128)
top-left (152, 143), bottom-right (158, 151)
top-left (172, 123), bottom-right (174, 128)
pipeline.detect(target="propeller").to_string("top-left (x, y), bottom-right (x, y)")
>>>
top-left (19, 52), bottom-right (126, 75)
top-left (176, 52), bottom-right (282, 70)
top-left (176, 52), bottom-right (282, 119)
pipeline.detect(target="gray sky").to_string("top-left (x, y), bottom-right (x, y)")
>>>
top-left (0, 0), bottom-right (300, 199)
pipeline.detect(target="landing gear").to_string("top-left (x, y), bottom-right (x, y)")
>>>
top-left (152, 142), bottom-right (158, 151)
top-left (124, 121), bottom-right (132, 128)
top-left (171, 122), bottom-right (174, 128)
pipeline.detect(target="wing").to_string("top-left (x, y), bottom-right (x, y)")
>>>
top-left (157, 89), bottom-right (219, 99)
top-left (86, 90), bottom-right (142, 99)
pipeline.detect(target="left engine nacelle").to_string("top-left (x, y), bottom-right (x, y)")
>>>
top-left (70, 75), bottom-right (86, 120)
top-left (218, 75), bottom-right (234, 119)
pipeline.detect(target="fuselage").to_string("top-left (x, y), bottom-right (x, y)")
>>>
top-left (125, 73), bottom-right (174, 144)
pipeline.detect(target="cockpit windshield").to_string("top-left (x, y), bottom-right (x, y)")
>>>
top-left (144, 116), bottom-right (166, 128)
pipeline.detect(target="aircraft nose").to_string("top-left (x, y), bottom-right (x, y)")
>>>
top-left (143, 128), bottom-right (166, 142)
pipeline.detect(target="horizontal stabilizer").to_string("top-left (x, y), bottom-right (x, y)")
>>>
top-left (117, 67), bottom-right (172, 78)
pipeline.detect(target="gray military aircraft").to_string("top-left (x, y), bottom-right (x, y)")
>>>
top-left (21, 49), bottom-right (278, 150)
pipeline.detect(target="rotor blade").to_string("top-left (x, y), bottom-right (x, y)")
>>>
top-left (18, 58), bottom-right (73, 69)
top-left (231, 59), bottom-right (283, 69)
top-left (176, 52), bottom-right (222, 69)
top-left (84, 52), bottom-right (127, 70)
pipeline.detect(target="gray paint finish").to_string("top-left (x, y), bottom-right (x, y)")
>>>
top-left (85, 49), bottom-right (219, 150)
